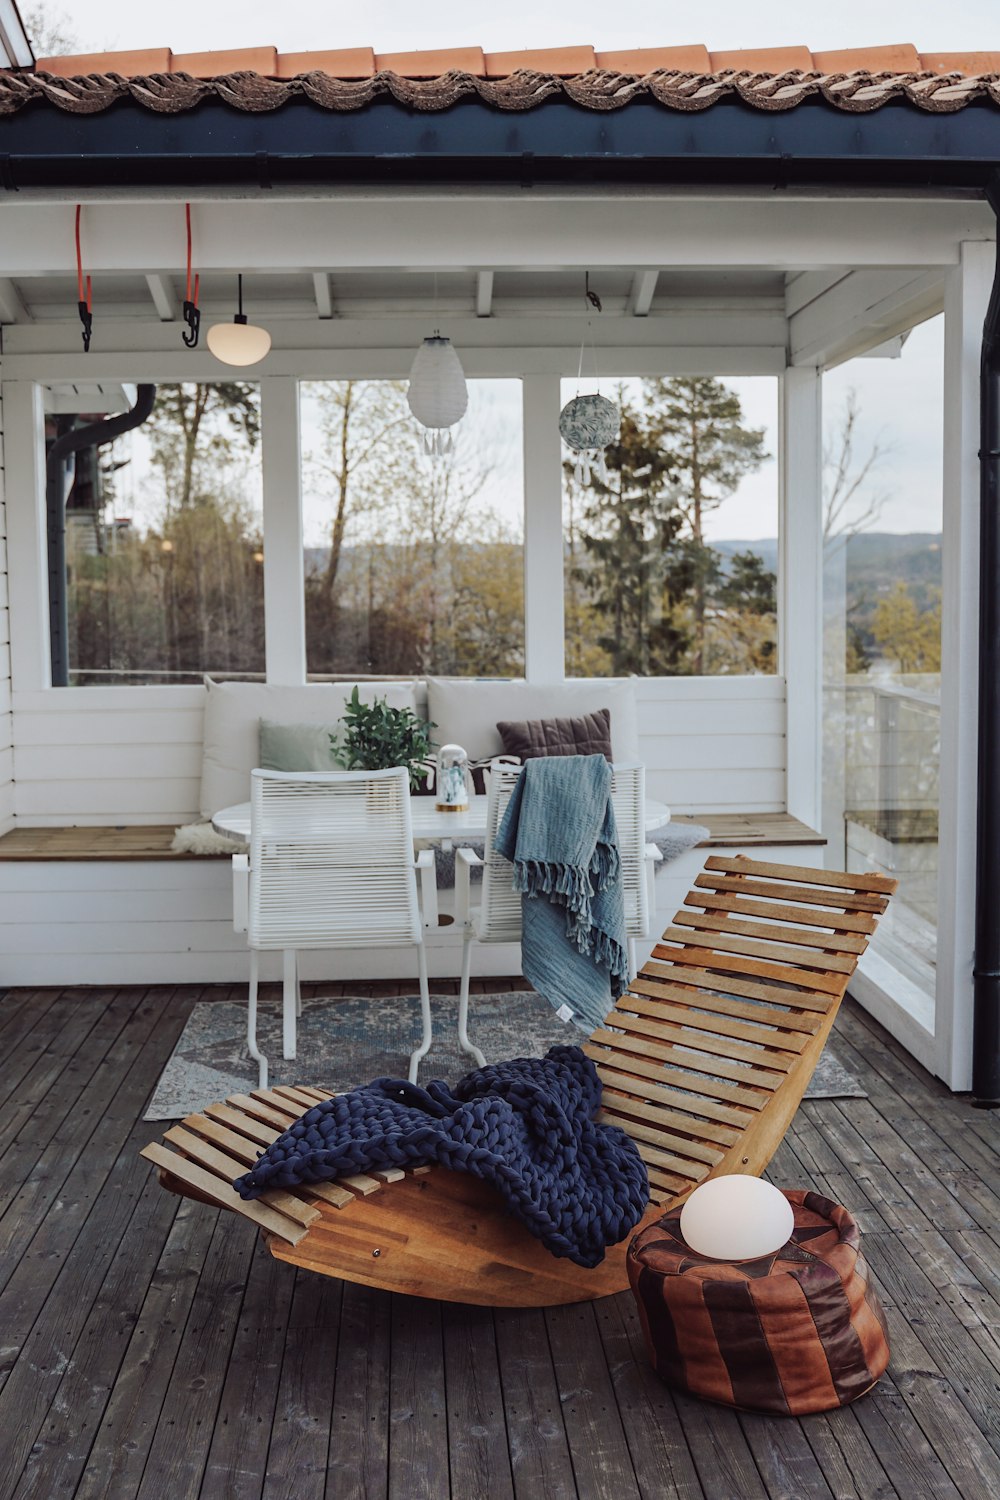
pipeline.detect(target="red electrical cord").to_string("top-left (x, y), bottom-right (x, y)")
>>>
top-left (183, 202), bottom-right (201, 347)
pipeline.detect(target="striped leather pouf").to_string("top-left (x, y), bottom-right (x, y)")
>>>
top-left (627, 1190), bottom-right (890, 1415)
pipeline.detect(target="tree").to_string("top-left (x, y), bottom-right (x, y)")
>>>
top-left (644, 377), bottom-right (768, 671)
top-left (872, 581), bottom-right (941, 672)
top-left (146, 384), bottom-right (260, 512)
top-left (823, 388), bottom-right (892, 542)
top-left (22, 4), bottom-right (79, 56)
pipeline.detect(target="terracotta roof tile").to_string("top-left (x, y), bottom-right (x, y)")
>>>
top-left (484, 46), bottom-right (596, 77)
top-left (35, 47), bottom-right (172, 76)
top-left (172, 46), bottom-right (277, 78)
top-left (375, 47), bottom-right (485, 78)
top-left (595, 46), bottom-right (711, 73)
top-left (275, 48), bottom-right (375, 80)
top-left (813, 44), bottom-right (920, 73)
top-left (920, 50), bottom-right (1000, 75)
top-left (709, 46), bottom-right (813, 73)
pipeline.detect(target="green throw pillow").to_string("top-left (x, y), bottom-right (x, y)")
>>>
top-left (258, 720), bottom-right (345, 774)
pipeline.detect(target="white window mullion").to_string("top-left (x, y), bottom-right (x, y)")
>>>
top-left (521, 374), bottom-right (564, 683)
top-left (260, 377), bottom-right (306, 685)
top-left (779, 365), bottom-right (823, 830)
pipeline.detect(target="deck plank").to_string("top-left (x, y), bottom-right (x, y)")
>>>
top-left (3, 985), bottom-right (1000, 1498)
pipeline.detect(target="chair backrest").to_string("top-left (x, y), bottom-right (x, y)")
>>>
top-left (247, 767), bottom-right (421, 950)
top-left (478, 759), bottom-right (648, 943)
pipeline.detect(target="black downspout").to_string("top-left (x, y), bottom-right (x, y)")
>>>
top-left (45, 383), bottom-right (156, 687)
top-left (973, 180), bottom-right (1000, 1104)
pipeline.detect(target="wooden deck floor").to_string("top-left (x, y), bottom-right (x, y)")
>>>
top-left (2, 980), bottom-right (1000, 1500)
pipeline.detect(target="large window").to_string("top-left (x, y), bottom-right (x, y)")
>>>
top-left (300, 379), bottom-right (524, 678)
top-left (822, 317), bottom-right (943, 1018)
top-left (45, 381), bottom-right (264, 686)
top-left (562, 375), bottom-right (778, 677)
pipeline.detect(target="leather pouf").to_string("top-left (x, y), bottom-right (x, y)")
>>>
top-left (627, 1189), bottom-right (890, 1415)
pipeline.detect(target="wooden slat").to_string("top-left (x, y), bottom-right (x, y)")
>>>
top-left (140, 1142), bottom-right (308, 1243)
top-left (694, 872), bottom-right (887, 913)
top-left (598, 1101), bottom-right (726, 1166)
top-left (271, 1085), bottom-right (327, 1111)
top-left (250, 1089), bottom-right (304, 1118)
top-left (629, 976), bottom-right (821, 1035)
top-left (337, 1173), bottom-right (385, 1197)
top-left (163, 1125), bottom-right (321, 1229)
top-left (627, 1136), bottom-right (710, 1182)
top-left (597, 1017), bottom-right (786, 1092)
top-left (638, 959), bottom-right (833, 1014)
top-left (651, 941), bottom-right (847, 996)
top-left (645, 1163), bottom-right (695, 1198)
top-left (227, 1093), bottom-right (298, 1129)
top-left (703, 854), bottom-right (896, 894)
top-left (658, 922), bottom-right (856, 975)
top-left (204, 1100), bottom-right (279, 1145)
top-left (591, 1065), bottom-right (742, 1144)
top-left (619, 991), bottom-right (808, 1056)
top-left (585, 1048), bottom-right (754, 1128)
top-left (610, 1008), bottom-right (793, 1078)
top-left (672, 907), bottom-right (867, 955)
top-left (586, 1029), bottom-right (770, 1110)
top-left (683, 888), bottom-right (878, 934)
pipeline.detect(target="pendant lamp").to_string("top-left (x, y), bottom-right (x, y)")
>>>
top-left (407, 333), bottom-right (468, 456)
top-left (207, 275), bottom-right (271, 367)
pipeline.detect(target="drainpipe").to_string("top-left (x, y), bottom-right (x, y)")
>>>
top-left (973, 180), bottom-right (1000, 1104)
top-left (45, 384), bottom-right (156, 687)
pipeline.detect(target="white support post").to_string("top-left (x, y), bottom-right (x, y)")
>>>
top-left (779, 366), bottom-right (823, 830)
top-left (521, 374), bottom-right (564, 682)
top-left (260, 377), bottom-right (306, 685)
top-left (2, 381), bottom-right (50, 692)
top-left (937, 241), bottom-right (994, 1091)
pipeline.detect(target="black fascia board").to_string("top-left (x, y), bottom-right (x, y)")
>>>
top-left (1, 92), bottom-right (1000, 191)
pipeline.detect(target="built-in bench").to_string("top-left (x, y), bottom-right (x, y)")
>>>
top-left (0, 813), bottom-right (825, 861)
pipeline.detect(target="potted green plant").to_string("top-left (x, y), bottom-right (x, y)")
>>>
top-left (335, 686), bottom-right (435, 792)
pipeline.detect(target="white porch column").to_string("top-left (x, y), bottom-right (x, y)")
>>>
top-left (779, 366), bottom-right (823, 829)
top-left (260, 377), bottom-right (306, 685)
top-left (521, 374), bottom-right (565, 682)
top-left (937, 241), bottom-right (993, 1091)
top-left (2, 382), bottom-right (49, 692)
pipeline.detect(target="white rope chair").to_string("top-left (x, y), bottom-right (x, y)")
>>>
top-left (232, 768), bottom-right (438, 1088)
top-left (453, 760), bottom-right (661, 1067)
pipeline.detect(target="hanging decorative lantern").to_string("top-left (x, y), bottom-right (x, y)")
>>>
top-left (559, 392), bottom-right (621, 485)
top-left (407, 334), bottom-right (468, 456)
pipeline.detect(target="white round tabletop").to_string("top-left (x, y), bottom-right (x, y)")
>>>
top-left (212, 792), bottom-right (670, 844)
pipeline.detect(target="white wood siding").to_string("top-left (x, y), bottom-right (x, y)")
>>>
top-left (9, 676), bottom-right (785, 825)
top-left (0, 382), bottom-right (12, 834)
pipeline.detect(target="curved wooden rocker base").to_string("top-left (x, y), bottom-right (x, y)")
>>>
top-left (142, 856), bottom-right (895, 1308)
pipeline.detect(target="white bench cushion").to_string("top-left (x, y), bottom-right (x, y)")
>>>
top-left (425, 677), bottom-right (640, 764)
top-left (199, 679), bottom-right (418, 817)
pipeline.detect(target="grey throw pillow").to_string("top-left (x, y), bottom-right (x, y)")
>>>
top-left (258, 720), bottom-right (344, 774)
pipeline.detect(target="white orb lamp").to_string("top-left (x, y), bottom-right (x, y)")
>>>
top-left (407, 333), bottom-right (468, 455)
top-left (207, 275), bottom-right (271, 368)
top-left (679, 1175), bottom-right (795, 1262)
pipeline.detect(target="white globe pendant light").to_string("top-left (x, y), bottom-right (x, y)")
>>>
top-left (207, 275), bottom-right (271, 368)
top-left (679, 1176), bottom-right (796, 1262)
top-left (407, 333), bottom-right (468, 455)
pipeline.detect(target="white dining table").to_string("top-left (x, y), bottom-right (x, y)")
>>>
top-left (212, 792), bottom-right (671, 847)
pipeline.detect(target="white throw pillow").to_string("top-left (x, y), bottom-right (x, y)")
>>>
top-left (425, 677), bottom-right (640, 765)
top-left (199, 679), bottom-right (419, 817)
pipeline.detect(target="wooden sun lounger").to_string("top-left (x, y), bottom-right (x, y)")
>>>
top-left (141, 855), bottom-right (896, 1307)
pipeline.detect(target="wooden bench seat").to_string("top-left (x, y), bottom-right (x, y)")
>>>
top-left (0, 813), bottom-right (825, 861)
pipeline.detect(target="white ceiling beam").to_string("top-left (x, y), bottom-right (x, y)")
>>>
top-left (144, 273), bottom-right (180, 322)
top-left (789, 269), bottom-right (944, 369)
top-left (0, 276), bottom-right (29, 323)
top-left (783, 270), bottom-right (851, 318)
top-left (0, 198), bottom-right (988, 276)
top-left (628, 270), bottom-right (658, 317)
top-left (312, 272), bottom-right (334, 319)
top-left (858, 333), bottom-right (910, 359)
top-left (476, 270), bottom-right (494, 318)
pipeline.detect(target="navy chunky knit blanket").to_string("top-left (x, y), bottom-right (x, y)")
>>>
top-left (233, 1045), bottom-right (649, 1268)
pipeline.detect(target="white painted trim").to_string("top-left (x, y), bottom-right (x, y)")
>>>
top-left (0, 277), bottom-right (29, 325)
top-left (521, 374), bottom-right (564, 682)
top-left (779, 366), bottom-right (822, 828)
top-left (850, 952), bottom-right (938, 1077)
top-left (628, 271), bottom-right (658, 317)
top-left (789, 269), bottom-right (945, 369)
top-left (312, 273), bottom-right (334, 319)
top-left (144, 274), bottom-right (179, 322)
top-left (260, 378), bottom-right (306, 684)
top-left (2, 382), bottom-right (50, 693)
top-left (936, 242), bottom-right (992, 1092)
top-left (475, 271), bottom-right (494, 318)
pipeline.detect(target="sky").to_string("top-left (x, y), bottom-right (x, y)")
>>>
top-left (35, 0), bottom-right (1000, 59)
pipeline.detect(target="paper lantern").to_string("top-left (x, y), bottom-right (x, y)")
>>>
top-left (207, 275), bottom-right (271, 368)
top-left (407, 335), bottom-right (468, 455)
top-left (679, 1175), bottom-right (795, 1261)
top-left (559, 392), bottom-right (620, 484)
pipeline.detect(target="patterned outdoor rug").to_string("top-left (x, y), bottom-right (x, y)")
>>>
top-left (145, 990), bottom-right (865, 1121)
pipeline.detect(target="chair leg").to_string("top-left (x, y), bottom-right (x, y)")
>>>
top-left (246, 950), bottom-right (268, 1089)
top-left (408, 942), bottom-right (433, 1084)
top-left (458, 933), bottom-right (486, 1068)
top-left (628, 937), bottom-right (637, 982)
top-left (282, 949), bottom-right (297, 1061)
